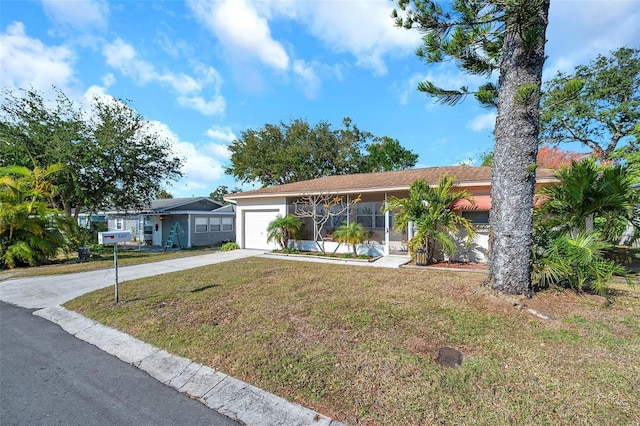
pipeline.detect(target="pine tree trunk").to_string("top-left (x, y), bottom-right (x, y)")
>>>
top-left (487, 1), bottom-right (550, 297)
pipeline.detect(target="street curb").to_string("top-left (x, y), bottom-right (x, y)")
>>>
top-left (34, 306), bottom-right (345, 426)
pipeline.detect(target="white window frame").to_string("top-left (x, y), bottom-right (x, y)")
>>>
top-left (195, 217), bottom-right (208, 233)
top-left (115, 218), bottom-right (124, 230)
top-left (209, 217), bottom-right (221, 232)
top-left (222, 217), bottom-right (233, 231)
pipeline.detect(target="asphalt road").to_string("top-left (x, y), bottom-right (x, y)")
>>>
top-left (0, 302), bottom-right (238, 426)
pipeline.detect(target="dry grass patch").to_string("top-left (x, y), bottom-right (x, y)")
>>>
top-left (65, 257), bottom-right (640, 425)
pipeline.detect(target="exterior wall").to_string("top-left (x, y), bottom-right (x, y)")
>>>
top-left (106, 216), bottom-right (140, 242)
top-left (236, 189), bottom-right (495, 262)
top-left (235, 197), bottom-right (288, 249)
top-left (159, 214), bottom-right (189, 248)
top-left (448, 227), bottom-right (490, 263)
top-left (190, 213), bottom-right (236, 246)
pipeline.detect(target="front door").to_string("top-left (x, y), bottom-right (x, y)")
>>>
top-left (152, 217), bottom-right (163, 246)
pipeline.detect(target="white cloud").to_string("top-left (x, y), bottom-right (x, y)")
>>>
top-left (42, 0), bottom-right (109, 31)
top-left (293, 59), bottom-right (322, 99)
top-left (102, 38), bottom-right (226, 116)
top-left (103, 38), bottom-right (199, 93)
top-left (172, 139), bottom-right (227, 190)
top-left (292, 0), bottom-right (420, 75)
top-left (101, 72), bottom-right (115, 88)
top-left (0, 22), bottom-right (75, 92)
top-left (206, 126), bottom-right (236, 142)
top-left (187, 0), bottom-right (289, 71)
top-left (544, 1), bottom-right (640, 79)
top-left (177, 95), bottom-right (226, 116)
top-left (467, 112), bottom-right (497, 133)
top-left (205, 143), bottom-right (231, 159)
top-left (145, 120), bottom-right (227, 195)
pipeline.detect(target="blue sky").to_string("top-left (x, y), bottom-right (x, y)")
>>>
top-left (1, 0), bottom-right (639, 197)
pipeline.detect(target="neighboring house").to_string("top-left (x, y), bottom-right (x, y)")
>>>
top-left (225, 166), bottom-right (558, 262)
top-left (79, 197), bottom-right (236, 249)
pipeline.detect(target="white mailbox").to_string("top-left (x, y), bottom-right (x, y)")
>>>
top-left (98, 231), bottom-right (131, 245)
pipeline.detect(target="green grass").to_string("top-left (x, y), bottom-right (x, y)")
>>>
top-left (65, 257), bottom-right (640, 425)
top-left (0, 247), bottom-right (216, 279)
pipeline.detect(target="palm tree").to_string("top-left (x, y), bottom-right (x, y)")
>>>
top-left (532, 230), bottom-right (630, 297)
top-left (333, 221), bottom-right (366, 256)
top-left (0, 165), bottom-right (67, 268)
top-left (386, 174), bottom-right (476, 264)
top-left (266, 214), bottom-right (303, 250)
top-left (535, 159), bottom-right (639, 243)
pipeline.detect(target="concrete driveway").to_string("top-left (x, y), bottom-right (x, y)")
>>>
top-left (0, 249), bottom-right (261, 309)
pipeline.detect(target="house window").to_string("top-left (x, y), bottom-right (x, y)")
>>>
top-left (115, 218), bottom-right (123, 230)
top-left (209, 217), bottom-right (221, 232)
top-left (222, 217), bottom-right (233, 231)
top-left (195, 217), bottom-right (208, 233)
top-left (461, 211), bottom-right (490, 224)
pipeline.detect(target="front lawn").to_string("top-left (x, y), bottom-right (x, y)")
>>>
top-left (65, 257), bottom-right (640, 425)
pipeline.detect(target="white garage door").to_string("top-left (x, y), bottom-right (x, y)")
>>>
top-left (244, 210), bottom-right (280, 250)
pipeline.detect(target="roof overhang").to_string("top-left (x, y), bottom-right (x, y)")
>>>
top-left (225, 180), bottom-right (498, 201)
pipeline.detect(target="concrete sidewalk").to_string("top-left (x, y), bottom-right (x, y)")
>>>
top-left (0, 249), bottom-right (349, 425)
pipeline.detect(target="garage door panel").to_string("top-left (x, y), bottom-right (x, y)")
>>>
top-left (244, 210), bottom-right (280, 250)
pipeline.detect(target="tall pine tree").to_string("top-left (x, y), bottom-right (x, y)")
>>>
top-left (394, 0), bottom-right (550, 296)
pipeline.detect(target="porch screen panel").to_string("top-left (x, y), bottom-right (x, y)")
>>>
top-left (356, 203), bottom-right (373, 227)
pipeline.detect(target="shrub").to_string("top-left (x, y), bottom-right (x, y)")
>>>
top-left (532, 230), bottom-right (632, 297)
top-left (220, 241), bottom-right (239, 251)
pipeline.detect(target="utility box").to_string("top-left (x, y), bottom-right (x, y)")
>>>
top-left (98, 231), bottom-right (131, 245)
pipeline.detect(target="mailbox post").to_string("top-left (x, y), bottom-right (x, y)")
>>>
top-left (98, 231), bottom-right (131, 303)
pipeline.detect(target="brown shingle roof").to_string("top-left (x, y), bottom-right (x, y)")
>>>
top-left (226, 166), bottom-right (558, 200)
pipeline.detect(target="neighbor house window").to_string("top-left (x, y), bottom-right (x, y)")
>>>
top-left (209, 217), bottom-right (221, 232)
top-left (222, 217), bottom-right (233, 231)
top-left (461, 211), bottom-right (490, 224)
top-left (115, 218), bottom-right (123, 230)
top-left (195, 217), bottom-right (208, 233)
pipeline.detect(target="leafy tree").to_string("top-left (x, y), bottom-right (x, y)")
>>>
top-left (479, 149), bottom-right (494, 167)
top-left (361, 136), bottom-right (418, 172)
top-left (0, 87), bottom-right (86, 216)
top-left (386, 175), bottom-right (476, 264)
top-left (477, 146), bottom-right (585, 169)
top-left (535, 159), bottom-right (640, 244)
top-left (266, 214), bottom-right (303, 251)
top-left (226, 117), bottom-right (417, 187)
top-left (157, 190), bottom-right (174, 199)
top-left (612, 123), bottom-right (640, 176)
top-left (209, 185), bottom-right (242, 204)
top-left (394, 0), bottom-right (550, 296)
top-left (79, 97), bottom-right (183, 214)
top-left (333, 221), bottom-right (367, 256)
top-left (536, 146), bottom-right (586, 169)
top-left (0, 88), bottom-right (184, 219)
top-left (0, 165), bottom-right (67, 268)
top-left (540, 47), bottom-right (640, 164)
